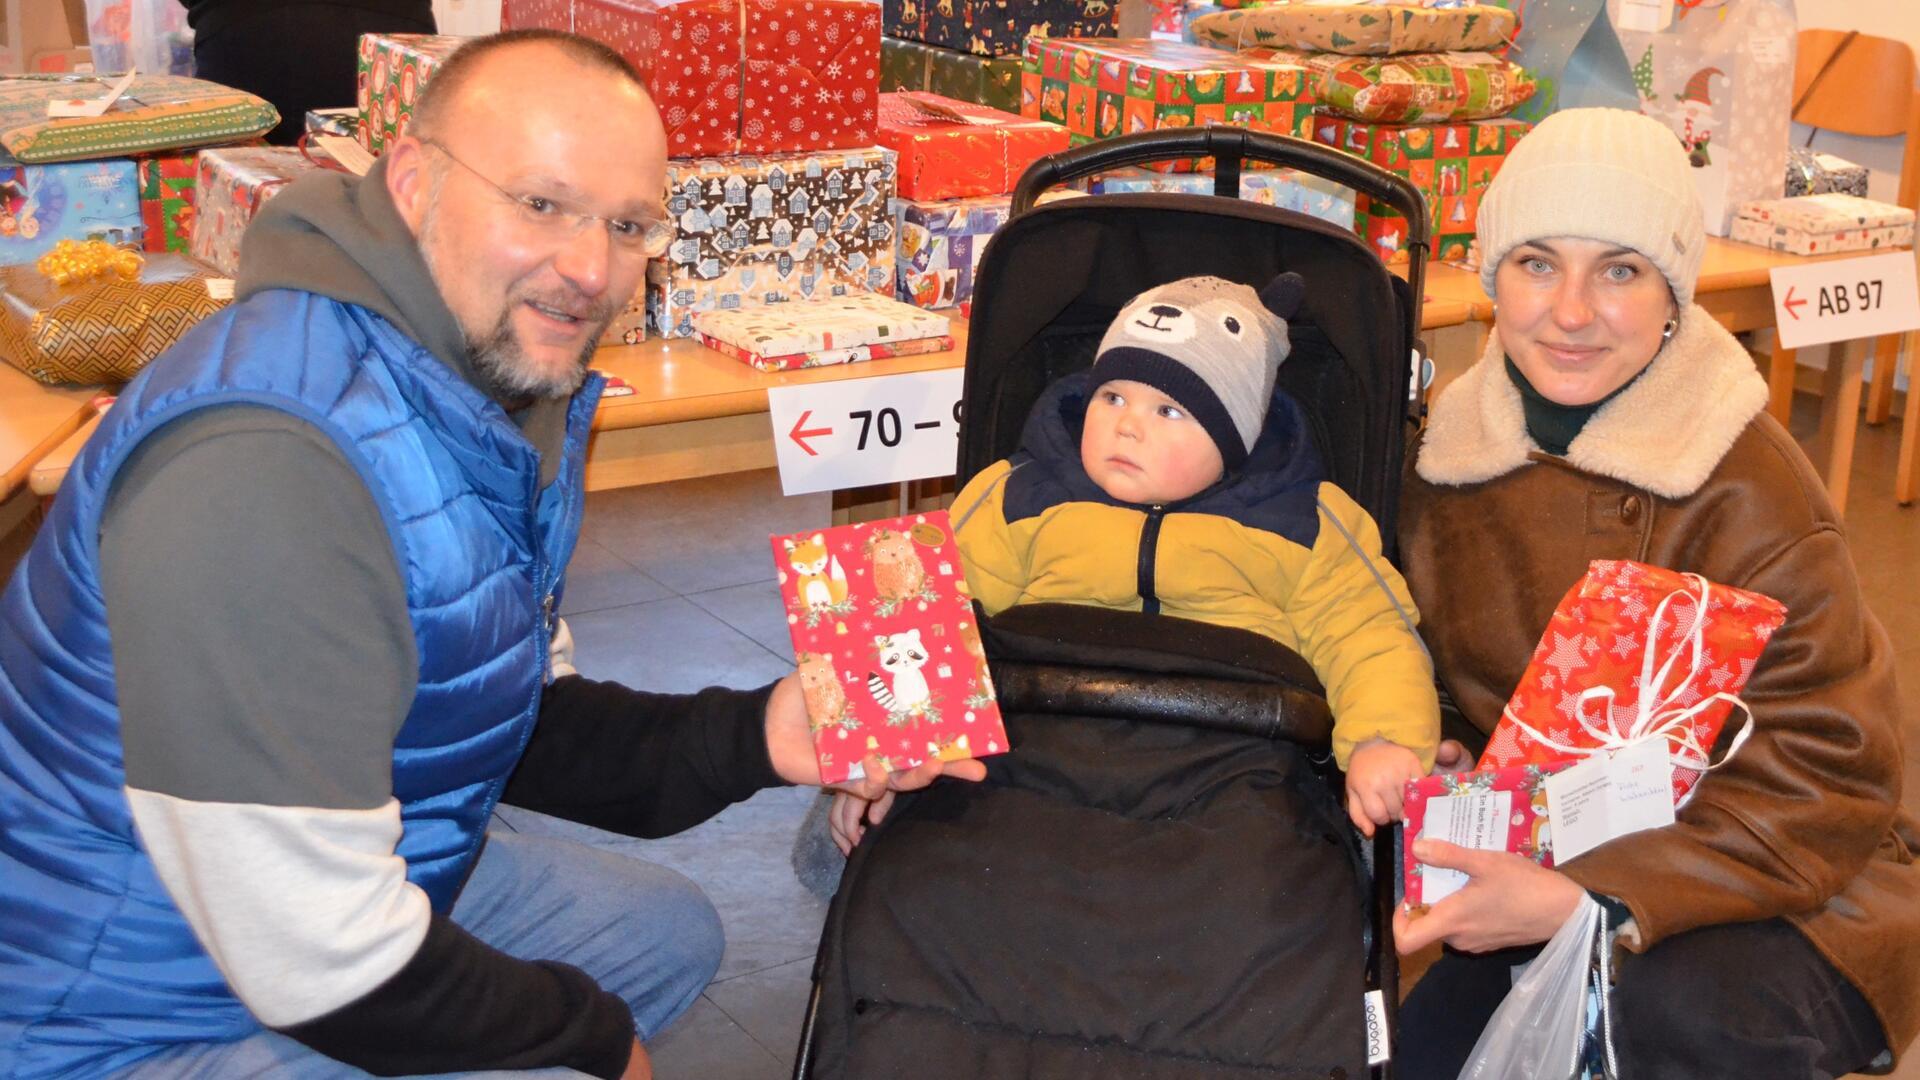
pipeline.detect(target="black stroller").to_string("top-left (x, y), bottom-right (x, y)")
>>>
top-left (794, 128), bottom-right (1432, 1080)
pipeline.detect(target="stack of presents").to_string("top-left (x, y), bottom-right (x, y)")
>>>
top-left (9, 0), bottom-right (1919, 389)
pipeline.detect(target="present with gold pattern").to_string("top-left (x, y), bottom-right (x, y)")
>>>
top-left (1, 249), bottom-right (230, 385)
top-left (0, 75), bottom-right (280, 164)
top-left (1312, 114), bottom-right (1528, 264)
top-left (878, 92), bottom-right (1069, 200)
top-left (1189, 3), bottom-right (1515, 56)
top-left (1021, 37), bottom-right (1316, 172)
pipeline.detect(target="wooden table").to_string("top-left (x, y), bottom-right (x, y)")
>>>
top-left (22, 296), bottom-right (1484, 501)
top-left (2, 362), bottom-right (99, 504)
top-left (1412, 239), bottom-right (1897, 512)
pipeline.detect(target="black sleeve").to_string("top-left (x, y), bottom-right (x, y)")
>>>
top-left (505, 674), bottom-right (788, 838)
top-left (280, 914), bottom-right (636, 1079)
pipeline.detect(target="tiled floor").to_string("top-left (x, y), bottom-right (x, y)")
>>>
top-left (538, 396), bottom-right (1920, 1079)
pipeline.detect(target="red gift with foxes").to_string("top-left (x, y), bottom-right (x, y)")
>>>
top-left (1477, 560), bottom-right (1787, 807)
top-left (773, 511), bottom-right (1008, 785)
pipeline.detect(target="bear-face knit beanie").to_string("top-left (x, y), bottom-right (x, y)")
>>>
top-left (1092, 272), bottom-right (1305, 469)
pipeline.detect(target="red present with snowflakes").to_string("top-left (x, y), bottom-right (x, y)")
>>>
top-left (505, 0), bottom-right (880, 158)
top-left (1477, 560), bottom-right (1787, 807)
top-left (356, 33), bottom-right (468, 155)
top-left (773, 510), bottom-right (1008, 785)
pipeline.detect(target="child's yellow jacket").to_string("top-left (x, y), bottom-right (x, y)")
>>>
top-left (953, 372), bottom-right (1438, 769)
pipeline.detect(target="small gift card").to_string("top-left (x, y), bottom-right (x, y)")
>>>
top-left (771, 511), bottom-right (1008, 785)
top-left (1401, 761), bottom-right (1576, 908)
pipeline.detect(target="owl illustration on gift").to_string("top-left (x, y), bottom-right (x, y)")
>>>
top-left (865, 528), bottom-right (931, 615)
top-left (797, 652), bottom-right (854, 733)
top-left (867, 629), bottom-right (933, 720)
top-left (785, 533), bottom-right (851, 611)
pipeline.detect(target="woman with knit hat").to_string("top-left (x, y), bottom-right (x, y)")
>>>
top-left (1394, 108), bottom-right (1919, 1077)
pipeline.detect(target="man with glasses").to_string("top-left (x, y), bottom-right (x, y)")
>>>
top-left (0, 31), bottom-right (979, 1080)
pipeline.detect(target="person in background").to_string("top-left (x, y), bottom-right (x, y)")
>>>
top-left (185, 0), bottom-right (436, 143)
top-left (1394, 107), bottom-right (1919, 1079)
top-left (0, 30), bottom-right (980, 1080)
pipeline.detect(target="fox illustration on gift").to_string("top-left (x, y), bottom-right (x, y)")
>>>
top-left (785, 533), bottom-right (852, 615)
top-left (772, 512), bottom-right (1009, 784)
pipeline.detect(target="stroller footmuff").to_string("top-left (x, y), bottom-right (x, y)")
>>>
top-left (807, 605), bottom-right (1368, 1080)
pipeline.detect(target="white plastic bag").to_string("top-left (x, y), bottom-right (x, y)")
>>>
top-left (1458, 896), bottom-right (1601, 1080)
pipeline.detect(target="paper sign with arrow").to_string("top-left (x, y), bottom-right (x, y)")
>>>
top-left (1769, 250), bottom-right (1920, 351)
top-left (766, 368), bottom-right (965, 497)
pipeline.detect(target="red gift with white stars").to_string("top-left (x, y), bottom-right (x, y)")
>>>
top-left (507, 0), bottom-right (881, 158)
top-left (1477, 559), bottom-right (1787, 807)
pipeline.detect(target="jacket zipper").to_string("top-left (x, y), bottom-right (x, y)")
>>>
top-left (1137, 504), bottom-right (1164, 615)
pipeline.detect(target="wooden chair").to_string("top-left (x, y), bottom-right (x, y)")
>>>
top-left (1767, 32), bottom-right (1920, 454)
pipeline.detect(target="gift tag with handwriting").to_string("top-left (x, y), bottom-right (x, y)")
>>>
top-left (1544, 738), bottom-right (1677, 863)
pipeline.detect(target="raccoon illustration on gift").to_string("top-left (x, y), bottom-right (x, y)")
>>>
top-left (784, 533), bottom-right (853, 625)
top-left (865, 527), bottom-right (937, 616)
top-left (867, 629), bottom-right (938, 726)
top-left (797, 652), bottom-right (856, 734)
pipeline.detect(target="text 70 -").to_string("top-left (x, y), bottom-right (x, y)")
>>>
top-left (850, 401), bottom-right (964, 450)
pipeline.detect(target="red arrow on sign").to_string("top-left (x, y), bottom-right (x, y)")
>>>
top-left (788, 409), bottom-right (833, 457)
top-left (1782, 285), bottom-right (1806, 321)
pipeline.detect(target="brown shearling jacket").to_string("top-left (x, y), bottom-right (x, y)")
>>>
top-left (1399, 307), bottom-right (1920, 1064)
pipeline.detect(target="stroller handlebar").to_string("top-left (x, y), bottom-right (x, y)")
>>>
top-left (990, 660), bottom-right (1337, 747)
top-left (1011, 127), bottom-right (1433, 266)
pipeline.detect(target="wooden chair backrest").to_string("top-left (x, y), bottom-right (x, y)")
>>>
top-left (1792, 29), bottom-right (1916, 138)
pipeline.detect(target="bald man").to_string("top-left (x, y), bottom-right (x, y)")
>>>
top-left (0, 31), bottom-right (979, 1080)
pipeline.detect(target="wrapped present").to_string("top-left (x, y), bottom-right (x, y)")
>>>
top-left (1243, 48), bottom-right (1535, 124)
top-left (1729, 193), bottom-right (1916, 257)
top-left (773, 511), bottom-right (1008, 785)
top-left (1087, 164), bottom-right (1356, 229)
top-left (699, 328), bottom-right (953, 370)
top-left (0, 75), bottom-right (280, 164)
top-left (893, 193), bottom-right (1009, 309)
top-left (602, 286), bottom-right (649, 347)
top-left (138, 152), bottom-right (202, 255)
top-left (503, 0), bottom-right (880, 158)
top-left (884, 0), bottom-right (1149, 57)
top-left (1189, 3), bottom-right (1515, 55)
top-left (694, 290), bottom-right (950, 360)
top-left (305, 107), bottom-right (359, 139)
top-left (356, 34), bottom-right (468, 155)
top-left (1785, 147), bottom-right (1870, 199)
top-left (1479, 560), bottom-right (1787, 807)
top-left (1312, 114), bottom-right (1529, 264)
top-left (878, 92), bottom-right (1068, 201)
top-left (1401, 761), bottom-right (1576, 908)
top-left (1, 249), bottom-right (231, 385)
top-left (1022, 37), bottom-right (1316, 172)
top-left (189, 146), bottom-right (329, 276)
top-left (649, 146), bottom-right (899, 338)
top-left (1, 157), bottom-right (143, 267)
top-left (882, 37), bottom-right (1026, 119)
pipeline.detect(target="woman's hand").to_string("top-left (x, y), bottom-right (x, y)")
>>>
top-left (1393, 838), bottom-right (1588, 955)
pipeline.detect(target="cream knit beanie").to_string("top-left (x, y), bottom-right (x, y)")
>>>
top-left (1477, 108), bottom-right (1705, 311)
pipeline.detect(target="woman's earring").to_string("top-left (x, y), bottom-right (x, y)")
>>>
top-left (1662, 317), bottom-right (1678, 341)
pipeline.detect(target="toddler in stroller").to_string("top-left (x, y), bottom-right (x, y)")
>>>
top-left (796, 127), bottom-right (1441, 1080)
top-left (832, 273), bottom-right (1437, 854)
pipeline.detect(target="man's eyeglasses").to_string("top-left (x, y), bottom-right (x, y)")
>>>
top-left (420, 138), bottom-right (673, 260)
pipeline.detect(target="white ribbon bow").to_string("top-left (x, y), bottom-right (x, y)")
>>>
top-left (1500, 572), bottom-right (1756, 807)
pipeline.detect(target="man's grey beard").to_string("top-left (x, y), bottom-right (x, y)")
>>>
top-left (418, 205), bottom-right (614, 403)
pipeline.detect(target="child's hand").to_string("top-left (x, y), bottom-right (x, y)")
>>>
top-left (1345, 739), bottom-right (1426, 837)
top-left (829, 788), bottom-right (896, 856)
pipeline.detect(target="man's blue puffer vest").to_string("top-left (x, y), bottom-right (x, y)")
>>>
top-left (0, 290), bottom-right (601, 1078)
